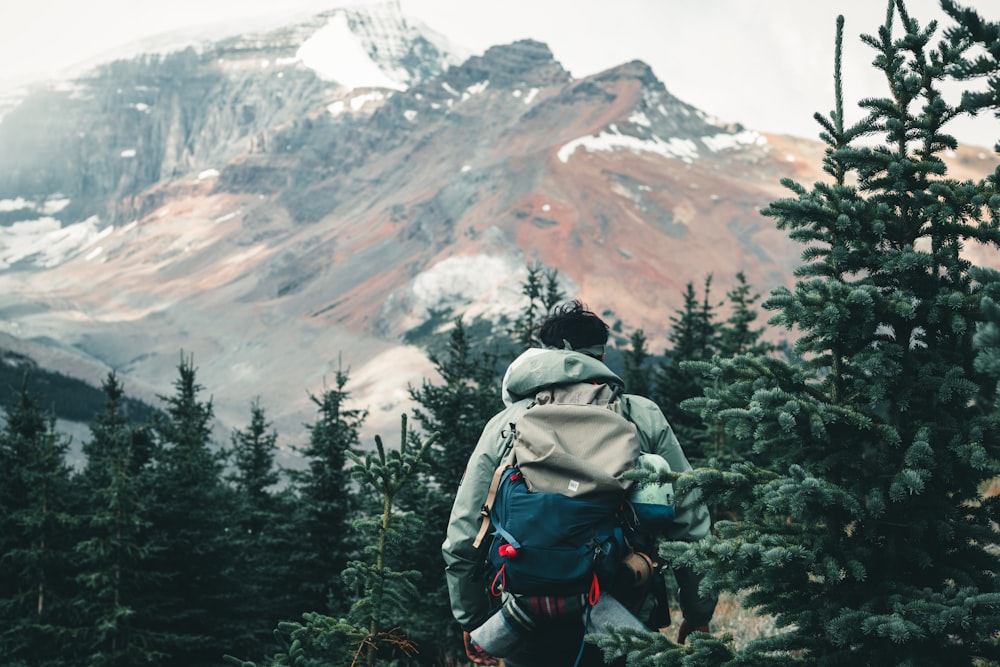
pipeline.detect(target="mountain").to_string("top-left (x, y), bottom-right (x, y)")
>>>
top-left (0, 1), bottom-right (996, 456)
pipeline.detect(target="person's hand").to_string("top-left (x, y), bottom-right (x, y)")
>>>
top-left (677, 619), bottom-right (710, 644)
top-left (463, 631), bottom-right (499, 665)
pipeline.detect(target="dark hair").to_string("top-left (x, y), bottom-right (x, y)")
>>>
top-left (537, 300), bottom-right (609, 355)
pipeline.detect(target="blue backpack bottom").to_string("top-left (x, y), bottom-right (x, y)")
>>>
top-left (486, 467), bottom-right (629, 597)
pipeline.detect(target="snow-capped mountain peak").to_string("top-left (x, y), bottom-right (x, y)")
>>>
top-left (298, 12), bottom-right (407, 90)
top-left (296, 2), bottom-right (440, 90)
top-left (297, 0), bottom-right (464, 90)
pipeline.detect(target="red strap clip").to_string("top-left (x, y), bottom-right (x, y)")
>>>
top-left (498, 544), bottom-right (519, 558)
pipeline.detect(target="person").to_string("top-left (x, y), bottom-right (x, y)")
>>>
top-left (442, 300), bottom-right (717, 666)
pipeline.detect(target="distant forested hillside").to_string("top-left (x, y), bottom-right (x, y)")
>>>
top-left (0, 350), bottom-right (159, 424)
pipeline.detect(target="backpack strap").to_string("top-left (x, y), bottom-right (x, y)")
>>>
top-left (473, 425), bottom-right (517, 549)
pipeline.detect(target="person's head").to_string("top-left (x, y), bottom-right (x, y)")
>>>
top-left (537, 300), bottom-right (609, 359)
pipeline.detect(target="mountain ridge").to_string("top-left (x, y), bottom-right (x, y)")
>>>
top-left (0, 3), bottom-right (996, 453)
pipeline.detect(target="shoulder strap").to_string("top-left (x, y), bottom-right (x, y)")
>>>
top-left (472, 425), bottom-right (517, 549)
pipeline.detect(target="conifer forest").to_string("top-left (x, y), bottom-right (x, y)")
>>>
top-left (2, 1), bottom-right (1000, 665)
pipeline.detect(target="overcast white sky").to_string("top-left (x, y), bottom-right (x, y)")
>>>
top-left (0, 0), bottom-right (996, 146)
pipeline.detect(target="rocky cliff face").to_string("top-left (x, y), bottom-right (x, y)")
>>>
top-left (0, 0), bottom-right (459, 228)
top-left (0, 3), bottom-right (995, 452)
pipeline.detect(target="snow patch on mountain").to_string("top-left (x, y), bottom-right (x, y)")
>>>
top-left (462, 80), bottom-right (489, 100)
top-left (0, 216), bottom-right (109, 269)
top-left (628, 111), bottom-right (652, 127)
top-left (703, 130), bottom-right (767, 151)
top-left (558, 126), bottom-right (768, 164)
top-left (297, 13), bottom-right (406, 90)
top-left (0, 196), bottom-right (70, 214)
top-left (558, 126), bottom-right (700, 164)
top-left (328, 90), bottom-right (390, 115)
top-left (405, 253), bottom-right (578, 331)
top-left (410, 254), bottom-right (526, 320)
top-left (512, 88), bottom-right (540, 105)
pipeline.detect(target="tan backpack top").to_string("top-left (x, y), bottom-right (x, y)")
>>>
top-left (512, 381), bottom-right (641, 498)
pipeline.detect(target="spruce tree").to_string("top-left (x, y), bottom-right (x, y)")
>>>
top-left (144, 353), bottom-right (238, 666)
top-left (598, 3), bottom-right (1000, 665)
top-left (717, 271), bottom-right (777, 358)
top-left (225, 399), bottom-right (302, 661)
top-left (223, 418), bottom-right (436, 667)
top-left (653, 277), bottom-right (721, 460)
top-left (0, 379), bottom-right (77, 666)
top-left (972, 267), bottom-right (1000, 410)
top-left (511, 262), bottom-right (566, 347)
top-left (701, 273), bottom-right (781, 468)
top-left (229, 398), bottom-right (282, 506)
top-left (544, 264), bottom-right (566, 312)
top-left (341, 418), bottom-right (436, 667)
top-left (404, 318), bottom-right (504, 662)
top-left (650, 274), bottom-right (776, 464)
top-left (289, 369), bottom-right (365, 616)
top-left (409, 318), bottom-right (503, 496)
top-left (941, 0), bottom-right (1000, 132)
top-left (623, 329), bottom-right (652, 398)
top-left (74, 372), bottom-right (162, 666)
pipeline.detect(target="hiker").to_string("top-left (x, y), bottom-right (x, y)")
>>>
top-left (442, 300), bottom-right (717, 667)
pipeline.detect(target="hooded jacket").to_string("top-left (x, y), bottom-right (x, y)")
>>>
top-left (442, 349), bottom-right (715, 631)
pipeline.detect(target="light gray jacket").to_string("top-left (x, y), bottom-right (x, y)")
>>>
top-left (441, 349), bottom-right (714, 630)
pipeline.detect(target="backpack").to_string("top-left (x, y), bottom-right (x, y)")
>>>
top-left (475, 381), bottom-right (643, 599)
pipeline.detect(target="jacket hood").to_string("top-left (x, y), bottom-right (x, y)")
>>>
top-left (502, 348), bottom-right (623, 405)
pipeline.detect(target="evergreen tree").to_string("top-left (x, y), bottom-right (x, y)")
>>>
top-left (229, 398), bottom-right (282, 505)
top-left (342, 418), bottom-right (435, 667)
top-left (623, 329), bottom-right (652, 398)
top-left (0, 378), bottom-right (77, 666)
top-left (717, 271), bottom-right (777, 358)
top-left (404, 318), bottom-right (505, 662)
top-left (972, 267), bottom-right (1000, 411)
top-left (144, 353), bottom-right (238, 666)
top-left (224, 418), bottom-right (435, 667)
top-left (700, 273), bottom-right (781, 467)
top-left (225, 399), bottom-right (302, 661)
top-left (601, 4), bottom-right (1000, 664)
top-left (511, 262), bottom-right (566, 347)
top-left (649, 274), bottom-right (777, 463)
top-left (543, 265), bottom-right (565, 312)
top-left (289, 369), bottom-right (365, 617)
top-left (652, 277), bottom-right (721, 460)
top-left (409, 318), bottom-right (503, 496)
top-left (941, 0), bottom-right (1000, 139)
top-left (74, 372), bottom-right (162, 666)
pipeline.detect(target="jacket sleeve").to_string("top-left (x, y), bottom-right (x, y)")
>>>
top-left (441, 409), bottom-right (514, 630)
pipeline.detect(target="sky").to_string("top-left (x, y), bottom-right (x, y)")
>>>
top-left (0, 0), bottom-right (996, 146)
